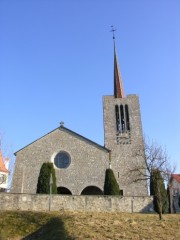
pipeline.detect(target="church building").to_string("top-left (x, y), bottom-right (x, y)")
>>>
top-left (11, 41), bottom-right (148, 196)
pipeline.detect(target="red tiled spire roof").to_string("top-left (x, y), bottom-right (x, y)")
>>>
top-left (114, 43), bottom-right (125, 98)
top-left (0, 150), bottom-right (9, 173)
top-left (171, 174), bottom-right (180, 183)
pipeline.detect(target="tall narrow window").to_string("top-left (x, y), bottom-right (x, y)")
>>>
top-left (125, 104), bottom-right (130, 130)
top-left (115, 105), bottom-right (120, 131)
top-left (115, 104), bottom-right (131, 144)
top-left (120, 105), bottom-right (125, 132)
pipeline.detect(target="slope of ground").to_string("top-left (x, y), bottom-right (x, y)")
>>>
top-left (0, 211), bottom-right (179, 240)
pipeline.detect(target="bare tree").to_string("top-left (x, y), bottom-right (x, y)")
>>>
top-left (128, 137), bottom-right (175, 219)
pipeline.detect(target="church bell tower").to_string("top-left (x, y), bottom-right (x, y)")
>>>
top-left (103, 36), bottom-right (148, 196)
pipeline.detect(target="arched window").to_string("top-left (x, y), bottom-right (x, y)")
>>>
top-left (54, 151), bottom-right (71, 169)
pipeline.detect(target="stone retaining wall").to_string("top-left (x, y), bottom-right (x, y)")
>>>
top-left (0, 193), bottom-right (153, 213)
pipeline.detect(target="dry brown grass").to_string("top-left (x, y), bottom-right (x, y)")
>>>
top-left (0, 211), bottom-right (179, 240)
top-left (63, 211), bottom-right (180, 240)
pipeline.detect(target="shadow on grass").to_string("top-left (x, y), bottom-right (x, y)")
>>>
top-left (22, 217), bottom-right (75, 240)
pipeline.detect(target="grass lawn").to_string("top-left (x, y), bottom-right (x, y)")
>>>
top-left (0, 211), bottom-right (179, 240)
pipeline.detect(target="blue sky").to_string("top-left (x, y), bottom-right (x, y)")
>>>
top-left (0, 0), bottom-right (180, 174)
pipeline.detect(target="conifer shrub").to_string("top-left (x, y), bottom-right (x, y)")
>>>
top-left (104, 168), bottom-right (120, 195)
top-left (36, 162), bottom-right (57, 194)
top-left (150, 169), bottom-right (167, 214)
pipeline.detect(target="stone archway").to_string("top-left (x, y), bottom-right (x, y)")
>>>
top-left (81, 186), bottom-right (103, 195)
top-left (57, 187), bottom-right (72, 195)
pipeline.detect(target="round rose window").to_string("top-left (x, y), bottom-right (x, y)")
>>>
top-left (54, 151), bottom-right (71, 169)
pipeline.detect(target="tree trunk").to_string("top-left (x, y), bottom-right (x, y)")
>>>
top-left (159, 211), bottom-right (162, 220)
top-left (157, 200), bottom-right (163, 220)
top-left (169, 185), bottom-right (173, 213)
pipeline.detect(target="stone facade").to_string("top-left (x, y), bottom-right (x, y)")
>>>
top-left (103, 95), bottom-right (148, 196)
top-left (11, 127), bottom-right (109, 195)
top-left (0, 193), bottom-right (154, 213)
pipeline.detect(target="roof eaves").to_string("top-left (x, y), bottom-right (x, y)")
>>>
top-left (14, 126), bottom-right (110, 155)
top-left (14, 127), bottom-right (59, 155)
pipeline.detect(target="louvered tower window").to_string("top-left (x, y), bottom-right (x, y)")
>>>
top-left (115, 104), bottom-right (130, 133)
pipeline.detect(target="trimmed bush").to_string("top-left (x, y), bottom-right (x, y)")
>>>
top-left (150, 169), bottom-right (167, 215)
top-left (104, 168), bottom-right (120, 195)
top-left (36, 162), bottom-right (57, 194)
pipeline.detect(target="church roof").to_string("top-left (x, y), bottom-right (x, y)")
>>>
top-left (171, 174), bottom-right (180, 183)
top-left (14, 125), bottom-right (110, 155)
top-left (60, 126), bottom-right (110, 152)
top-left (0, 150), bottom-right (9, 173)
top-left (114, 43), bottom-right (125, 98)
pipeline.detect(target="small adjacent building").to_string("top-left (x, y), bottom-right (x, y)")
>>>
top-left (0, 150), bottom-right (9, 192)
top-left (170, 174), bottom-right (180, 196)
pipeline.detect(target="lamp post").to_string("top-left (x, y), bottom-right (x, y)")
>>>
top-left (49, 173), bottom-right (53, 211)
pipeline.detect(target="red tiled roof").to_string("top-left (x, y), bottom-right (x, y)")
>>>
top-left (171, 174), bottom-right (180, 183)
top-left (0, 150), bottom-right (9, 173)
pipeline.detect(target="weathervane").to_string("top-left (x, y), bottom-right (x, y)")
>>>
top-left (110, 25), bottom-right (116, 40)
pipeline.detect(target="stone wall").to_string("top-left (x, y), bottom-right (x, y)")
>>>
top-left (0, 193), bottom-right (153, 213)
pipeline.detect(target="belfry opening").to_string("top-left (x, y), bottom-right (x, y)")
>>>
top-left (115, 104), bottom-right (130, 132)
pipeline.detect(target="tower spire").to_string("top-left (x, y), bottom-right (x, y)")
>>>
top-left (111, 26), bottom-right (125, 98)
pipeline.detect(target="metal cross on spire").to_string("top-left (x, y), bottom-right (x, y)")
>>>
top-left (110, 25), bottom-right (116, 40)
